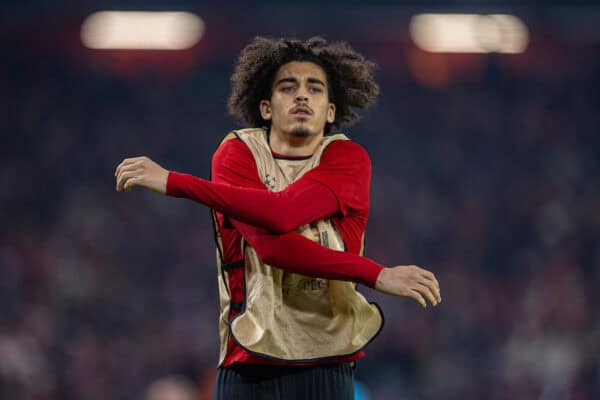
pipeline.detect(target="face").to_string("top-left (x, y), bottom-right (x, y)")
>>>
top-left (260, 61), bottom-right (336, 138)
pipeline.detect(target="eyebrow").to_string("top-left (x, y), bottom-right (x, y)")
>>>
top-left (274, 77), bottom-right (327, 87)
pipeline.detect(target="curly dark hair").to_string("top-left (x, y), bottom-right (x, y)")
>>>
top-left (227, 36), bottom-right (379, 133)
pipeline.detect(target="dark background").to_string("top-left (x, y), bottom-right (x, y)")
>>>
top-left (1, 1), bottom-right (599, 399)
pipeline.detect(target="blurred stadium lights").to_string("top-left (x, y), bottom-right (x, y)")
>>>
top-left (81, 11), bottom-right (204, 50)
top-left (410, 13), bottom-right (529, 53)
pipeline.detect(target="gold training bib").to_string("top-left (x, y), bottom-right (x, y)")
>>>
top-left (214, 128), bottom-right (383, 364)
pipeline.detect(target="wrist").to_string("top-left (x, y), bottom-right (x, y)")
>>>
top-left (157, 168), bottom-right (169, 194)
top-left (374, 267), bottom-right (390, 292)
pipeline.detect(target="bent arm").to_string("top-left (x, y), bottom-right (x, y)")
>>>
top-left (166, 171), bottom-right (338, 233)
top-left (167, 137), bottom-right (371, 233)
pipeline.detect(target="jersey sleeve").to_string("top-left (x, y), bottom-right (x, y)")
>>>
top-left (301, 140), bottom-right (371, 217)
top-left (232, 219), bottom-right (383, 288)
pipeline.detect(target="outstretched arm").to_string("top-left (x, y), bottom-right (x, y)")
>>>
top-left (114, 138), bottom-right (368, 233)
top-left (232, 218), bottom-right (441, 307)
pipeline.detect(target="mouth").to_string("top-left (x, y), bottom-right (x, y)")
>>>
top-left (290, 106), bottom-right (312, 118)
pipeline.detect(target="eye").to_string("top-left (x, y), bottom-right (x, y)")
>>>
top-left (280, 86), bottom-right (295, 93)
top-left (309, 86), bottom-right (323, 93)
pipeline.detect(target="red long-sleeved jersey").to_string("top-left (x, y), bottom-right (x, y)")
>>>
top-left (166, 137), bottom-right (384, 366)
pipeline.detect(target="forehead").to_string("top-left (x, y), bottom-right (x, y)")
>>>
top-left (273, 61), bottom-right (328, 84)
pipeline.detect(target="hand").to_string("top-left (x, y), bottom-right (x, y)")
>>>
top-left (114, 156), bottom-right (169, 194)
top-left (375, 265), bottom-right (441, 308)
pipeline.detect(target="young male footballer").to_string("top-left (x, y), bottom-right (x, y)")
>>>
top-left (115, 36), bottom-right (441, 400)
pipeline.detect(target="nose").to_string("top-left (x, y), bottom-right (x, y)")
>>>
top-left (295, 85), bottom-right (309, 103)
top-left (295, 93), bottom-right (308, 103)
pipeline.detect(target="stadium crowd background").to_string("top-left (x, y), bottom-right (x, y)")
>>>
top-left (1, 1), bottom-right (599, 399)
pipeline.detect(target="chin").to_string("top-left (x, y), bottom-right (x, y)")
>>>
top-left (290, 126), bottom-right (311, 137)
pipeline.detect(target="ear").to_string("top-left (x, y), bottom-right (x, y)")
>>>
top-left (260, 100), bottom-right (272, 121)
top-left (326, 103), bottom-right (336, 124)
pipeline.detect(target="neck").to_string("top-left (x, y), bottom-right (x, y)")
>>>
top-left (269, 127), bottom-right (324, 157)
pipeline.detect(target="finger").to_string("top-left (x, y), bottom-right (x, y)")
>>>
top-left (116, 170), bottom-right (140, 192)
top-left (115, 158), bottom-right (134, 176)
top-left (408, 290), bottom-right (427, 308)
top-left (415, 282), bottom-right (438, 306)
top-left (119, 173), bottom-right (140, 192)
top-left (432, 280), bottom-right (441, 303)
top-left (419, 276), bottom-right (441, 304)
top-left (116, 162), bottom-right (143, 189)
top-left (117, 161), bottom-right (143, 178)
top-left (115, 158), bottom-right (142, 178)
top-left (425, 277), bottom-right (441, 303)
top-left (124, 176), bottom-right (141, 192)
top-left (115, 157), bottom-right (143, 177)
